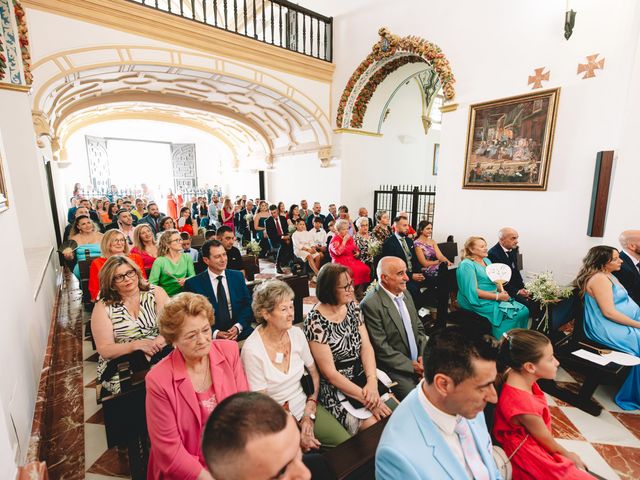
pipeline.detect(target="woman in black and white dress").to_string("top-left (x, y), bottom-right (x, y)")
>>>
top-left (304, 263), bottom-right (391, 435)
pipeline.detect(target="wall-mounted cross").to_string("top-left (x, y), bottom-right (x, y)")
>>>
top-left (577, 54), bottom-right (605, 79)
top-left (528, 67), bottom-right (550, 89)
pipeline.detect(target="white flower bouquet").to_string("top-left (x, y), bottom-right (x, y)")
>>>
top-left (245, 213), bottom-right (253, 225)
top-left (246, 240), bottom-right (261, 256)
top-left (288, 224), bottom-right (297, 235)
top-left (525, 271), bottom-right (573, 333)
top-left (367, 238), bottom-right (382, 258)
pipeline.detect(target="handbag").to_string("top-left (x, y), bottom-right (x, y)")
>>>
top-left (300, 369), bottom-right (315, 396)
top-left (339, 357), bottom-right (389, 410)
top-left (493, 435), bottom-right (529, 480)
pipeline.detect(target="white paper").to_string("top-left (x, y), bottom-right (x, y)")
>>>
top-left (571, 349), bottom-right (610, 366)
top-left (601, 351), bottom-right (640, 366)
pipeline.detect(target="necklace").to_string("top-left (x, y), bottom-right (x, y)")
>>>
top-left (190, 361), bottom-right (211, 392)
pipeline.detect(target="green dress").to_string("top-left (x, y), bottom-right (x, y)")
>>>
top-left (456, 258), bottom-right (529, 338)
top-left (148, 254), bottom-right (195, 297)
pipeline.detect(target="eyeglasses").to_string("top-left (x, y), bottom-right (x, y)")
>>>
top-left (113, 269), bottom-right (137, 283)
top-left (337, 282), bottom-right (354, 291)
top-left (112, 238), bottom-right (126, 244)
top-left (170, 238), bottom-right (182, 243)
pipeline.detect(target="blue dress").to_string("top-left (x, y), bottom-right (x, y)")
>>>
top-left (456, 258), bottom-right (529, 338)
top-left (584, 278), bottom-right (640, 410)
top-left (72, 243), bottom-right (102, 279)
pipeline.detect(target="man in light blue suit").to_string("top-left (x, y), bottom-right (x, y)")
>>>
top-left (376, 327), bottom-right (502, 480)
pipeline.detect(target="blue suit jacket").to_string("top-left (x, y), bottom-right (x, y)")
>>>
top-left (382, 234), bottom-right (417, 273)
top-left (376, 388), bottom-right (502, 480)
top-left (183, 269), bottom-right (254, 340)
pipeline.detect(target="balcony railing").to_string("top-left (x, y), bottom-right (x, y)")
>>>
top-left (127, 0), bottom-right (333, 62)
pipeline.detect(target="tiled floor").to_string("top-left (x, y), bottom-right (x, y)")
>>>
top-left (52, 261), bottom-right (640, 479)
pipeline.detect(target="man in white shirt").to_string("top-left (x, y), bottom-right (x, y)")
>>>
top-left (183, 240), bottom-right (254, 341)
top-left (376, 327), bottom-right (502, 479)
top-left (208, 195), bottom-right (221, 229)
top-left (361, 256), bottom-right (427, 399)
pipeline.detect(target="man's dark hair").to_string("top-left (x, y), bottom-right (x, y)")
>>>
top-left (423, 327), bottom-right (499, 385)
top-left (116, 208), bottom-right (129, 218)
top-left (201, 239), bottom-right (224, 259)
top-left (269, 204), bottom-right (278, 211)
top-left (394, 215), bottom-right (408, 223)
top-left (313, 216), bottom-right (323, 224)
top-left (202, 392), bottom-right (288, 476)
top-left (316, 263), bottom-right (350, 306)
top-left (204, 229), bottom-right (217, 240)
top-left (217, 225), bottom-right (233, 237)
top-left (147, 202), bottom-right (158, 209)
top-left (180, 231), bottom-right (191, 241)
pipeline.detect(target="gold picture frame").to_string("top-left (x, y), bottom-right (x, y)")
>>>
top-left (0, 148), bottom-right (8, 213)
top-left (462, 88), bottom-right (560, 190)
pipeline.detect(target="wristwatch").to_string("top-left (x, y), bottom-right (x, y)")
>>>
top-left (304, 412), bottom-right (316, 421)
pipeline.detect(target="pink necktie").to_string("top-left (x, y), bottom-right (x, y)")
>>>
top-left (454, 419), bottom-right (490, 480)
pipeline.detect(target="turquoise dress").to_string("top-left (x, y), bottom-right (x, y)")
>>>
top-left (72, 243), bottom-right (102, 279)
top-left (584, 278), bottom-right (640, 410)
top-left (456, 258), bottom-right (529, 338)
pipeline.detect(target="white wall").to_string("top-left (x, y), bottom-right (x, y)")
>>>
top-left (338, 79), bottom-right (439, 213)
top-left (266, 152), bottom-right (341, 208)
top-left (0, 90), bottom-right (58, 472)
top-left (331, 0), bottom-right (640, 282)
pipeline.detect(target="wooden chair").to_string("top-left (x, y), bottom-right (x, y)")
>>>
top-left (323, 417), bottom-right (388, 479)
top-left (77, 248), bottom-right (97, 310)
top-left (540, 292), bottom-right (630, 416)
top-left (190, 234), bottom-right (205, 249)
top-left (241, 254), bottom-right (260, 281)
top-left (247, 274), bottom-right (310, 324)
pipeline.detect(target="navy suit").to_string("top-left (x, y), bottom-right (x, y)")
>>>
top-left (323, 213), bottom-right (337, 232)
top-left (306, 213), bottom-right (326, 231)
top-left (183, 269), bottom-right (254, 340)
top-left (614, 251), bottom-right (640, 306)
top-left (487, 243), bottom-right (524, 298)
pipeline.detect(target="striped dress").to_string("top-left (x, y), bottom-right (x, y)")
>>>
top-left (97, 287), bottom-right (159, 394)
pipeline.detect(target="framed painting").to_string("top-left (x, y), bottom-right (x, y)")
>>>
top-left (462, 88), bottom-right (560, 190)
top-left (0, 146), bottom-right (7, 213)
top-left (432, 143), bottom-right (439, 176)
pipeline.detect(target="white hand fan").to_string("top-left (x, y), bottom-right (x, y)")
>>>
top-left (485, 263), bottom-right (511, 292)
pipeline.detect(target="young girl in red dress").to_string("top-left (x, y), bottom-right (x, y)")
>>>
top-left (493, 329), bottom-right (596, 480)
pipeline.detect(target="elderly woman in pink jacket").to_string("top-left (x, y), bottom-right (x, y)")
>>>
top-left (145, 292), bottom-right (248, 479)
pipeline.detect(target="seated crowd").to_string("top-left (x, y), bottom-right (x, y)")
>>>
top-left (64, 189), bottom-right (640, 479)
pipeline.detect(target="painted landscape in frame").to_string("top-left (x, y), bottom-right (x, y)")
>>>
top-left (463, 88), bottom-right (560, 190)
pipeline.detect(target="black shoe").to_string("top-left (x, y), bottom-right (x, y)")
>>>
top-left (276, 265), bottom-right (284, 274)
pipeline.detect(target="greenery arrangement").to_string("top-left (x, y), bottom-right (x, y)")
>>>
top-left (525, 271), bottom-right (573, 333)
top-left (246, 240), bottom-right (261, 256)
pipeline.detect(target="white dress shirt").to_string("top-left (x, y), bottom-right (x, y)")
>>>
top-left (207, 269), bottom-right (243, 338)
top-left (311, 227), bottom-right (327, 246)
top-left (417, 381), bottom-right (474, 479)
top-left (380, 285), bottom-right (413, 329)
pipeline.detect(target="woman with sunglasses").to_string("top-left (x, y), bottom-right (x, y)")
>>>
top-left (91, 255), bottom-right (169, 394)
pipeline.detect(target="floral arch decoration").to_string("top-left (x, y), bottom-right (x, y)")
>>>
top-left (336, 27), bottom-right (455, 130)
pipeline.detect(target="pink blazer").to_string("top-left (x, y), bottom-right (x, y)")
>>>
top-left (145, 340), bottom-right (249, 479)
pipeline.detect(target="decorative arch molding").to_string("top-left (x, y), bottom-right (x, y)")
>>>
top-left (30, 45), bottom-right (332, 167)
top-left (336, 27), bottom-right (456, 130)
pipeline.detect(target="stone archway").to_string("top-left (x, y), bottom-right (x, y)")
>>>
top-left (336, 27), bottom-right (456, 131)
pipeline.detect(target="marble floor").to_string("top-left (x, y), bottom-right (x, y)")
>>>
top-left (47, 262), bottom-right (640, 479)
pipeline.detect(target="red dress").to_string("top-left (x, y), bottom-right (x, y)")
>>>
top-left (329, 234), bottom-right (370, 286)
top-left (493, 382), bottom-right (595, 479)
top-left (166, 195), bottom-right (177, 220)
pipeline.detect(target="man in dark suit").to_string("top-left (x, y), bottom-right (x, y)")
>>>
top-left (615, 230), bottom-right (640, 306)
top-left (381, 215), bottom-right (424, 302)
top-left (361, 256), bottom-right (428, 399)
top-left (353, 207), bottom-right (374, 232)
top-left (265, 204), bottom-right (293, 273)
top-left (235, 200), bottom-right (255, 244)
top-left (183, 240), bottom-right (254, 341)
top-left (305, 202), bottom-right (326, 231)
top-left (138, 202), bottom-right (164, 236)
top-left (487, 227), bottom-right (532, 307)
top-left (323, 204), bottom-right (337, 232)
top-left (217, 225), bottom-right (244, 272)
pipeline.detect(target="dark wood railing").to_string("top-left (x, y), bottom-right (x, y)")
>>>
top-left (127, 0), bottom-right (333, 62)
top-left (373, 185), bottom-right (437, 228)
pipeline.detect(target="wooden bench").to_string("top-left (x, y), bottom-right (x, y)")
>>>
top-left (241, 254), bottom-right (260, 281)
top-left (77, 249), bottom-right (97, 310)
top-left (541, 292), bottom-right (630, 416)
top-left (323, 417), bottom-right (388, 479)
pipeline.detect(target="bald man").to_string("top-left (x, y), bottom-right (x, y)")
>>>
top-left (614, 230), bottom-right (640, 306)
top-left (487, 227), bottom-right (528, 300)
top-left (361, 256), bottom-right (428, 399)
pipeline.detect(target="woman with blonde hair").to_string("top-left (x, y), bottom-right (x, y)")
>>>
top-left (148, 229), bottom-right (195, 297)
top-left (575, 245), bottom-right (640, 409)
top-left (91, 255), bottom-right (168, 394)
top-left (88, 229), bottom-right (146, 301)
top-left (130, 223), bottom-right (158, 272)
top-left (456, 236), bottom-right (528, 338)
top-left (145, 292), bottom-right (248, 479)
